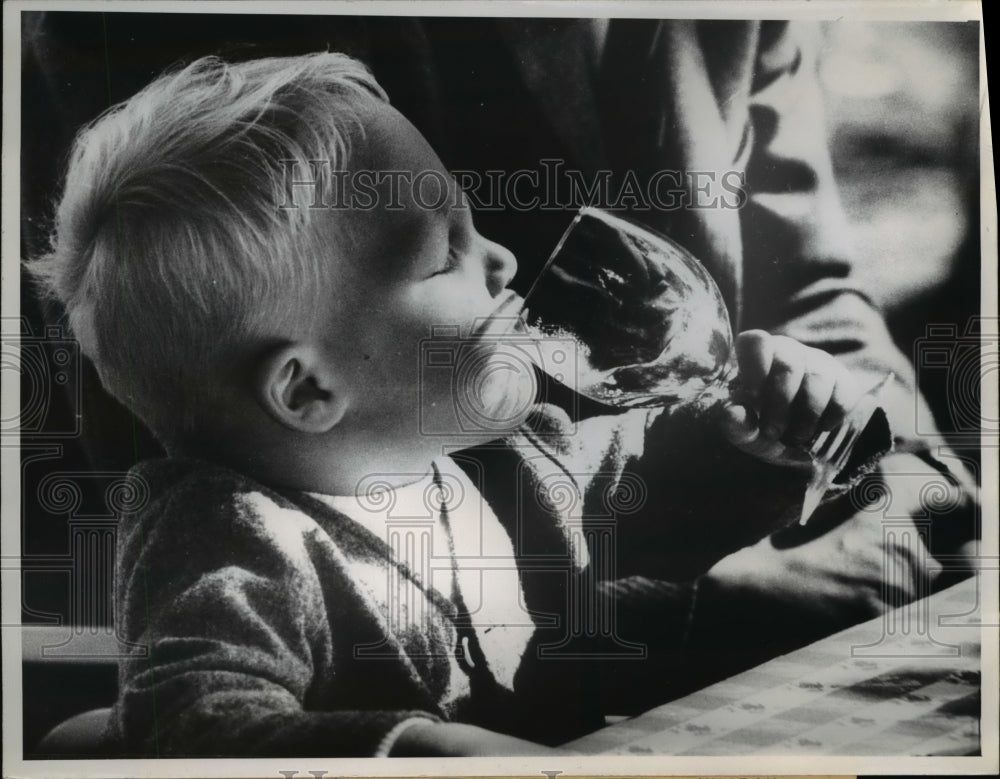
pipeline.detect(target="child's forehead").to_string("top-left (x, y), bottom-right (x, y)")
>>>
top-left (356, 103), bottom-right (447, 176)
top-left (313, 107), bottom-right (456, 283)
top-left (345, 104), bottom-right (460, 229)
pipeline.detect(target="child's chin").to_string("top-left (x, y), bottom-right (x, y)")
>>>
top-left (457, 347), bottom-right (539, 436)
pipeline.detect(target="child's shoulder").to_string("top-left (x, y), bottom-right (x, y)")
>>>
top-left (121, 457), bottom-right (320, 545)
top-left (128, 456), bottom-right (283, 512)
top-left (120, 457), bottom-right (386, 566)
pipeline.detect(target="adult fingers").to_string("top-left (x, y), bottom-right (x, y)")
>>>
top-left (734, 330), bottom-right (773, 402)
top-left (784, 349), bottom-right (837, 445)
top-left (815, 366), bottom-right (865, 432)
top-left (757, 335), bottom-right (807, 442)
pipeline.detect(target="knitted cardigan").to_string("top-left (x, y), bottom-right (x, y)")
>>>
top-left (109, 404), bottom-right (878, 756)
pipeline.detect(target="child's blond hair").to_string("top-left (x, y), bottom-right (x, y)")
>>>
top-left (28, 52), bottom-right (387, 446)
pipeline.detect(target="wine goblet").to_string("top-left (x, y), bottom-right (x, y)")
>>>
top-left (515, 207), bottom-right (891, 524)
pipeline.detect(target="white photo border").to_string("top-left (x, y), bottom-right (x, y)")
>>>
top-left (2, 1), bottom-right (996, 777)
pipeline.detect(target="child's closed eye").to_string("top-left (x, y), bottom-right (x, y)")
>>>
top-left (429, 246), bottom-right (461, 277)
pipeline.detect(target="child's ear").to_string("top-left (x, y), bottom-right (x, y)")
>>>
top-left (254, 344), bottom-right (347, 434)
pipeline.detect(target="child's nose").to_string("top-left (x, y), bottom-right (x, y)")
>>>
top-left (483, 238), bottom-right (518, 296)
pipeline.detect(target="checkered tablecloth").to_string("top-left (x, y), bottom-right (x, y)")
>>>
top-left (565, 576), bottom-right (984, 756)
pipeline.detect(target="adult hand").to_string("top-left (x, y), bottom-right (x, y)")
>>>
top-left (703, 456), bottom-right (954, 628)
top-left (719, 330), bottom-right (865, 469)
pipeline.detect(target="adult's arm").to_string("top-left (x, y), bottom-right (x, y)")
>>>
top-left (604, 22), bottom-right (976, 697)
top-left (691, 21), bottom-right (977, 673)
